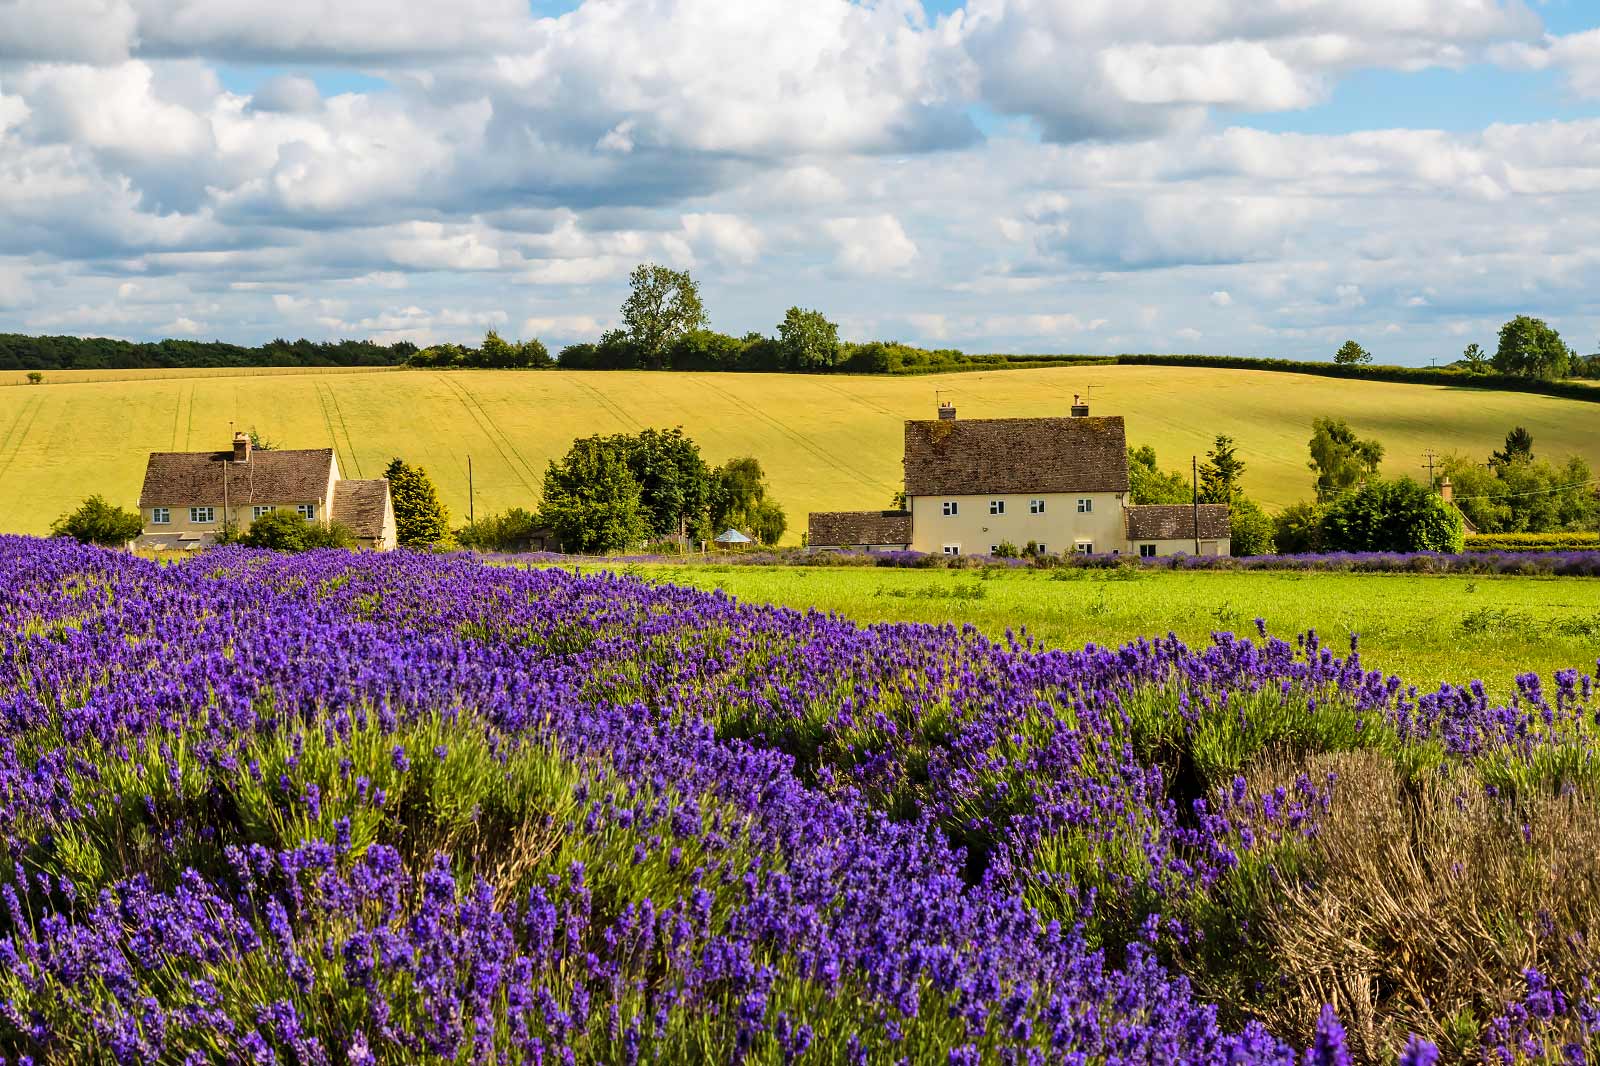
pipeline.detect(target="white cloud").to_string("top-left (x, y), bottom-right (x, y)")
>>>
top-left (681, 213), bottom-right (763, 266)
top-left (824, 214), bottom-right (918, 274)
top-left (1209, 290), bottom-right (1233, 307)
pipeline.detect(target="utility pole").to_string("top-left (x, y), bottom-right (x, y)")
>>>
top-left (1421, 449), bottom-right (1437, 490)
top-left (467, 455), bottom-right (475, 528)
top-left (1192, 455), bottom-right (1200, 555)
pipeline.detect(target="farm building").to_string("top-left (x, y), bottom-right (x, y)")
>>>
top-left (809, 403), bottom-right (1230, 557)
top-left (136, 433), bottom-right (397, 550)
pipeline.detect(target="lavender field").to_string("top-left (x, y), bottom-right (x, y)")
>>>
top-left (0, 535), bottom-right (1596, 1064)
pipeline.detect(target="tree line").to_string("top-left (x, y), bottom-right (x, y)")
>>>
top-left (0, 334), bottom-right (417, 372)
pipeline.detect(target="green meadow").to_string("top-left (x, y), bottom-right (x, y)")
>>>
top-left (578, 563), bottom-right (1600, 693)
top-left (3, 363), bottom-right (1599, 541)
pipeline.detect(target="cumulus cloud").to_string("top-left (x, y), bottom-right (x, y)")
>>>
top-left (824, 215), bottom-right (919, 274)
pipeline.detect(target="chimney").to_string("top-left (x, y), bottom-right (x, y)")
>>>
top-left (937, 401), bottom-right (957, 421)
top-left (233, 431), bottom-right (251, 464)
top-left (1440, 477), bottom-right (1453, 503)
top-left (1070, 394), bottom-right (1090, 417)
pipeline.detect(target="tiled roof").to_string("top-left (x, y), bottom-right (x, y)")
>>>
top-left (139, 449), bottom-right (335, 508)
top-left (808, 510), bottom-right (913, 547)
top-left (903, 416), bottom-right (1129, 497)
top-left (332, 480), bottom-right (392, 540)
top-left (1124, 504), bottom-right (1231, 540)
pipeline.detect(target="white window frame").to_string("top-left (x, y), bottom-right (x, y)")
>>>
top-left (190, 506), bottom-right (215, 524)
top-left (1139, 543), bottom-right (1157, 558)
top-left (297, 504), bottom-right (316, 520)
top-left (1029, 499), bottom-right (1045, 515)
top-left (989, 544), bottom-right (999, 554)
top-left (989, 499), bottom-right (1005, 515)
top-left (941, 544), bottom-right (960, 556)
top-left (253, 505), bottom-right (272, 520)
top-left (1037, 544), bottom-right (1046, 554)
top-left (942, 500), bottom-right (958, 517)
top-left (1077, 498), bottom-right (1093, 514)
top-left (1075, 541), bottom-right (1093, 555)
top-left (150, 507), bottom-right (170, 525)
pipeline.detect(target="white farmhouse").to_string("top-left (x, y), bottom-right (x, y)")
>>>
top-left (807, 403), bottom-right (1230, 558)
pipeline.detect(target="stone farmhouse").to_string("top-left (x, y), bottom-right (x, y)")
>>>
top-left (808, 403), bottom-right (1230, 558)
top-left (136, 433), bottom-right (397, 551)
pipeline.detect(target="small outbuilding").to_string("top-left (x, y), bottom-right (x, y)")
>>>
top-left (807, 510), bottom-right (913, 552)
top-left (1124, 504), bottom-right (1231, 558)
top-left (713, 529), bottom-right (753, 545)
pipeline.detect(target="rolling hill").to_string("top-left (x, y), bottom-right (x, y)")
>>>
top-left (3, 364), bottom-right (1596, 542)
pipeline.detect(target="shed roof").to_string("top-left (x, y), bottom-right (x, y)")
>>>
top-left (139, 449), bottom-right (336, 508)
top-left (808, 510), bottom-right (913, 547)
top-left (903, 416), bottom-right (1129, 497)
top-left (331, 479), bottom-right (392, 540)
top-left (1124, 504), bottom-right (1231, 541)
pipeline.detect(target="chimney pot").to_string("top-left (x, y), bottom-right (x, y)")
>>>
top-left (1440, 477), bottom-right (1453, 502)
top-left (1070, 395), bottom-right (1090, 417)
top-left (233, 432), bottom-right (251, 464)
top-left (937, 402), bottom-right (956, 421)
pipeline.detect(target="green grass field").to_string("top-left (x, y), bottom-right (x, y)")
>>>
top-left (3, 363), bottom-right (1598, 541)
top-left (581, 563), bottom-right (1600, 692)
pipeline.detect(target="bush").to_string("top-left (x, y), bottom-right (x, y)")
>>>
top-left (1272, 502), bottom-right (1327, 555)
top-left (240, 511), bottom-right (356, 551)
top-left (50, 495), bottom-right (143, 547)
top-left (1229, 498), bottom-right (1277, 557)
top-left (455, 508), bottom-right (546, 552)
top-left (1321, 479), bottom-right (1465, 553)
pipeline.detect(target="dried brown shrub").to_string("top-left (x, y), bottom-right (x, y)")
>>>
top-left (1212, 750), bottom-right (1600, 1063)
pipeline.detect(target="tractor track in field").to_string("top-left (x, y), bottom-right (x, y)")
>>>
top-left (311, 384), bottom-right (350, 477)
top-left (696, 379), bottom-right (888, 494)
top-left (318, 381), bottom-right (365, 478)
top-left (0, 395), bottom-right (43, 490)
top-left (572, 379), bottom-right (641, 431)
top-left (816, 379), bottom-right (898, 419)
top-left (436, 375), bottom-right (540, 494)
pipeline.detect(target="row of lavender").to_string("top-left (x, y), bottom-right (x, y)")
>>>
top-left (502, 548), bottom-right (1600, 576)
top-left (0, 536), bottom-right (1593, 1063)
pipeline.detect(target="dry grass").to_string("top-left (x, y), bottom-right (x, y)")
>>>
top-left (1222, 751), bottom-right (1600, 1062)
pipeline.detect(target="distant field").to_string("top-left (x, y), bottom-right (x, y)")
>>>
top-left (3, 364), bottom-right (1599, 540)
top-left (583, 563), bottom-right (1600, 693)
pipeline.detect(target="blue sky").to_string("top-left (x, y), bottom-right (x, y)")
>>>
top-left (4, 0), bottom-right (1600, 363)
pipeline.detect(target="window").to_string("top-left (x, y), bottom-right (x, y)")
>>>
top-left (1036, 544), bottom-right (1046, 554)
top-left (942, 501), bottom-right (959, 517)
top-left (1139, 544), bottom-right (1157, 558)
top-left (989, 544), bottom-right (999, 555)
top-left (1077, 498), bottom-right (1093, 513)
top-left (253, 506), bottom-right (272, 520)
top-left (942, 545), bottom-right (960, 556)
top-left (150, 507), bottom-right (170, 525)
top-left (1075, 542), bottom-right (1093, 555)
top-left (1029, 499), bottom-right (1045, 515)
top-left (190, 506), bottom-right (215, 524)
top-left (297, 504), bottom-right (316, 520)
top-left (989, 499), bottom-right (1005, 515)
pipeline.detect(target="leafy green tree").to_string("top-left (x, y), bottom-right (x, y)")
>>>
top-left (1493, 315), bottom-right (1572, 380)
top-left (542, 437), bottom-right (648, 554)
top-left (25, 371), bottom-right (42, 384)
top-left (1308, 417), bottom-right (1385, 501)
top-left (241, 511), bottom-right (355, 551)
top-left (1461, 342), bottom-right (1488, 372)
top-left (1442, 452), bottom-right (1596, 534)
top-left (1228, 497), bottom-right (1276, 557)
top-left (1333, 340), bottom-right (1371, 366)
top-left (1491, 426), bottom-right (1534, 468)
top-left (711, 456), bottom-right (786, 544)
top-left (1272, 501), bottom-right (1327, 555)
top-left (1198, 435), bottom-right (1245, 504)
top-left (384, 458), bottom-right (451, 547)
top-left (777, 307), bottom-right (842, 370)
top-left (50, 495), bottom-right (143, 547)
top-left (247, 426), bottom-right (277, 451)
top-left (1127, 446), bottom-right (1191, 505)
top-left (614, 427), bottom-right (713, 540)
top-left (1321, 478), bottom-right (1464, 552)
top-left (620, 264), bottom-right (707, 369)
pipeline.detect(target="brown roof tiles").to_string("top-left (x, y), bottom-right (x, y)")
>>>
top-left (808, 510), bottom-right (913, 547)
top-left (902, 416), bottom-right (1129, 497)
top-left (331, 479), bottom-right (392, 540)
top-left (1124, 504), bottom-right (1231, 541)
top-left (139, 449), bottom-right (336, 508)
